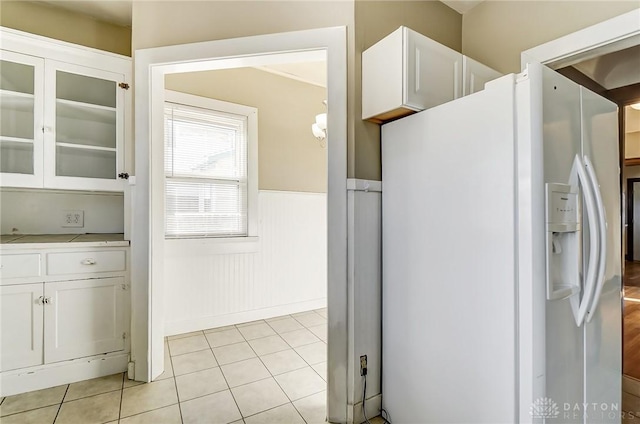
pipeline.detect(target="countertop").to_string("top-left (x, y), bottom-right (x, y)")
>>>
top-left (0, 233), bottom-right (129, 249)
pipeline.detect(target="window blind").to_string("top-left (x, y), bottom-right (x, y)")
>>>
top-left (164, 102), bottom-right (248, 238)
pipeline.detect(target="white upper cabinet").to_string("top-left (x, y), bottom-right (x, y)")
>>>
top-left (45, 61), bottom-right (125, 191)
top-left (405, 28), bottom-right (463, 113)
top-left (463, 56), bottom-right (502, 96)
top-left (0, 27), bottom-right (131, 192)
top-left (0, 51), bottom-right (44, 188)
top-left (362, 27), bottom-right (463, 123)
top-left (362, 27), bottom-right (501, 123)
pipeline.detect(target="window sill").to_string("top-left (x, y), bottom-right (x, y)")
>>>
top-left (164, 236), bottom-right (259, 256)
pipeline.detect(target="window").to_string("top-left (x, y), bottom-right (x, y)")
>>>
top-left (164, 91), bottom-right (257, 238)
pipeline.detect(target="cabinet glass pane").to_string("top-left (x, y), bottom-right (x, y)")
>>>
top-left (56, 71), bottom-right (116, 108)
top-left (0, 60), bottom-right (34, 94)
top-left (0, 141), bottom-right (34, 174)
top-left (0, 94), bottom-right (34, 139)
top-left (56, 146), bottom-right (115, 179)
top-left (56, 102), bottom-right (116, 148)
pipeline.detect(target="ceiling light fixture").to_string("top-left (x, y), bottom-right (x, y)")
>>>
top-left (311, 100), bottom-right (327, 148)
top-left (631, 103), bottom-right (640, 111)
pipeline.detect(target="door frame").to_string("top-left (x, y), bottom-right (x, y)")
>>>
top-left (521, 9), bottom-right (640, 71)
top-left (627, 178), bottom-right (640, 261)
top-left (132, 26), bottom-right (348, 422)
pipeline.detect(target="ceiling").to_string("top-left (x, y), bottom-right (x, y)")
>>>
top-left (258, 62), bottom-right (326, 88)
top-left (39, 0), bottom-right (486, 28)
top-left (571, 44), bottom-right (640, 90)
top-left (39, 0), bottom-right (132, 27)
top-left (440, 0), bottom-right (484, 14)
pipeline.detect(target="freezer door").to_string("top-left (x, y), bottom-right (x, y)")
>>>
top-left (541, 65), bottom-right (585, 423)
top-left (581, 86), bottom-right (622, 423)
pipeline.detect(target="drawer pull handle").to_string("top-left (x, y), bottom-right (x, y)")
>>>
top-left (81, 258), bottom-right (97, 265)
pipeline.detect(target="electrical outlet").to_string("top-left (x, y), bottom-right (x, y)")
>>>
top-left (62, 210), bottom-right (84, 228)
top-left (360, 354), bottom-right (367, 376)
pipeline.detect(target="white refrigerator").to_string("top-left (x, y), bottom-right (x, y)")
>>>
top-left (381, 62), bottom-right (621, 423)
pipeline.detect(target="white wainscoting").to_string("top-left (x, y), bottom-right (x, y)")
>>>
top-left (163, 190), bottom-right (327, 335)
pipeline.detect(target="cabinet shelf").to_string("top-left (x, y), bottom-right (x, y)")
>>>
top-left (56, 142), bottom-right (116, 152)
top-left (56, 99), bottom-right (116, 125)
top-left (0, 90), bottom-right (35, 112)
top-left (0, 136), bottom-right (34, 144)
top-left (0, 89), bottom-right (34, 99)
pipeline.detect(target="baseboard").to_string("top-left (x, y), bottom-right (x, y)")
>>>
top-left (1, 352), bottom-right (129, 396)
top-left (624, 375), bottom-right (640, 397)
top-left (164, 298), bottom-right (327, 336)
top-left (348, 393), bottom-right (382, 424)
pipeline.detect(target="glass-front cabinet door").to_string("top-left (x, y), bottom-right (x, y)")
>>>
top-left (44, 60), bottom-right (124, 191)
top-left (0, 50), bottom-right (44, 188)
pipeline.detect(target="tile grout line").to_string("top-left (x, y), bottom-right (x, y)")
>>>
top-left (166, 340), bottom-right (185, 424)
top-left (52, 384), bottom-right (70, 423)
top-left (117, 372), bottom-right (125, 422)
top-left (235, 320), bottom-right (301, 419)
top-left (273, 312), bottom-right (327, 422)
top-left (202, 330), bottom-right (244, 422)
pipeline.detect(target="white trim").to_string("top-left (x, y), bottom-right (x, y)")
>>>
top-left (164, 237), bottom-right (259, 255)
top-left (0, 351), bottom-right (128, 397)
top-left (164, 298), bottom-right (326, 336)
top-left (350, 394), bottom-right (382, 424)
top-left (346, 179), bottom-right (382, 193)
top-left (164, 89), bottom-right (259, 238)
top-left (133, 26), bottom-right (347, 422)
top-left (521, 9), bottom-right (640, 70)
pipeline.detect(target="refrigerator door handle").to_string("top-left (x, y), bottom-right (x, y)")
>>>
top-left (583, 155), bottom-right (607, 323)
top-left (569, 155), bottom-right (600, 327)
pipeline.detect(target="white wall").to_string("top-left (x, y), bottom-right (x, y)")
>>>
top-left (347, 182), bottom-right (382, 423)
top-left (0, 189), bottom-right (124, 234)
top-left (163, 190), bottom-right (327, 335)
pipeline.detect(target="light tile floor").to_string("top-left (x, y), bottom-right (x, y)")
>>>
top-left (0, 309), bottom-right (334, 424)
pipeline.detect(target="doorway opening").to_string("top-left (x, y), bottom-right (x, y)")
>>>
top-left (133, 27), bottom-right (348, 422)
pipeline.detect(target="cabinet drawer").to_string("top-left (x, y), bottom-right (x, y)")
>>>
top-left (47, 251), bottom-right (126, 275)
top-left (0, 254), bottom-right (42, 280)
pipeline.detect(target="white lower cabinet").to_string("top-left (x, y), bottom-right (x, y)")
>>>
top-left (0, 245), bottom-right (130, 395)
top-left (0, 277), bottom-right (126, 372)
top-left (0, 283), bottom-right (44, 372)
top-left (44, 277), bottom-right (125, 363)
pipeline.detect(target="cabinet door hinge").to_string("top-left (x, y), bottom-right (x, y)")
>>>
top-left (119, 82), bottom-right (130, 90)
top-left (121, 283), bottom-right (129, 290)
top-left (118, 172), bottom-right (130, 180)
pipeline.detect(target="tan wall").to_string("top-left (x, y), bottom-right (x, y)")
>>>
top-left (0, 1), bottom-right (131, 56)
top-left (353, 0), bottom-right (461, 180)
top-left (165, 68), bottom-right (327, 192)
top-left (132, 0), bottom-right (461, 181)
top-left (626, 132), bottom-right (640, 159)
top-left (462, 1), bottom-right (639, 75)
